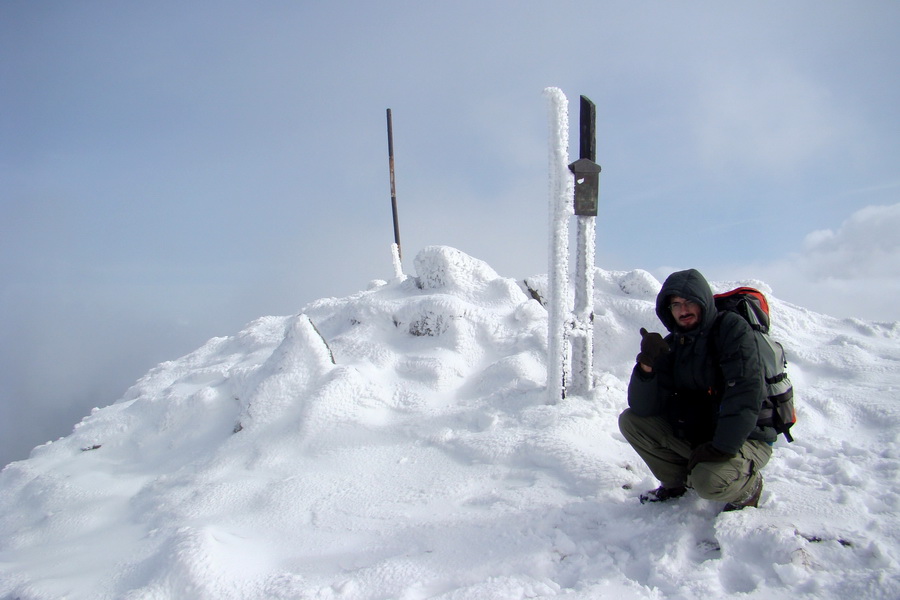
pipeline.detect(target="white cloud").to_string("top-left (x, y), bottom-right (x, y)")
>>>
top-left (721, 203), bottom-right (900, 322)
top-left (800, 203), bottom-right (900, 278)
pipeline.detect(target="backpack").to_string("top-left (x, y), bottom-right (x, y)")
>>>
top-left (713, 287), bottom-right (796, 442)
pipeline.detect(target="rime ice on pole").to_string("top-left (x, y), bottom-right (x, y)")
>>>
top-left (544, 87), bottom-right (573, 403)
top-left (391, 243), bottom-right (403, 280)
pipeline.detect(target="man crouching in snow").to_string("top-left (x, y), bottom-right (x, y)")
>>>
top-left (619, 269), bottom-right (774, 512)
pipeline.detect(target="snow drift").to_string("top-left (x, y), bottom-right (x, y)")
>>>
top-left (1, 245), bottom-right (899, 599)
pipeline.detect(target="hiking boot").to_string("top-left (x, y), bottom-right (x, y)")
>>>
top-left (639, 485), bottom-right (687, 504)
top-left (723, 476), bottom-right (763, 512)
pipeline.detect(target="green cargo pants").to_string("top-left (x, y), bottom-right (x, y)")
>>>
top-left (618, 408), bottom-right (772, 504)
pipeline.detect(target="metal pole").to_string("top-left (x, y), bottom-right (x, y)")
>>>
top-left (386, 109), bottom-right (402, 260)
top-left (579, 95), bottom-right (596, 162)
top-left (571, 95), bottom-right (598, 395)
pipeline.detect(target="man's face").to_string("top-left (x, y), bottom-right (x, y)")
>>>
top-left (669, 296), bottom-right (701, 331)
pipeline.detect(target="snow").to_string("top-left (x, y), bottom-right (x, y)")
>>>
top-left (1, 244), bottom-right (899, 599)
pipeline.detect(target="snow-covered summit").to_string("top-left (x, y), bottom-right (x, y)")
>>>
top-left (2, 245), bottom-right (899, 599)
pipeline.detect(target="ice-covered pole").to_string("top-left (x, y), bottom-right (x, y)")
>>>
top-left (544, 87), bottom-right (572, 403)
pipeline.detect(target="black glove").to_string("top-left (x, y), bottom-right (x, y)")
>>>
top-left (636, 327), bottom-right (668, 369)
top-left (687, 442), bottom-right (736, 473)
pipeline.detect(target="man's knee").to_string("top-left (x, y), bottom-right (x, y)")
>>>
top-left (618, 408), bottom-right (636, 438)
top-left (618, 408), bottom-right (655, 446)
top-left (690, 458), bottom-right (762, 503)
top-left (619, 408), bottom-right (672, 441)
top-left (689, 462), bottom-right (735, 501)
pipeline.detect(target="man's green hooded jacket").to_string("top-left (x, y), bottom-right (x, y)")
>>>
top-left (627, 269), bottom-right (775, 454)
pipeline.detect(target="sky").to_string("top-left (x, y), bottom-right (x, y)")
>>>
top-left (1, 0), bottom-right (898, 467)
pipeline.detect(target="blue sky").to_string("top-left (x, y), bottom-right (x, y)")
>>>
top-left (2, 1), bottom-right (899, 466)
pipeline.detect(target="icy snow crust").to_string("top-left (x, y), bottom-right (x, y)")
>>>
top-left (1, 245), bottom-right (899, 599)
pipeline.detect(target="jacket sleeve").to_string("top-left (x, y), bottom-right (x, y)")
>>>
top-left (627, 363), bottom-right (664, 417)
top-left (712, 312), bottom-right (766, 454)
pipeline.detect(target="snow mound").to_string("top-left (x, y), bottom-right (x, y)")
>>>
top-left (1, 246), bottom-right (899, 599)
